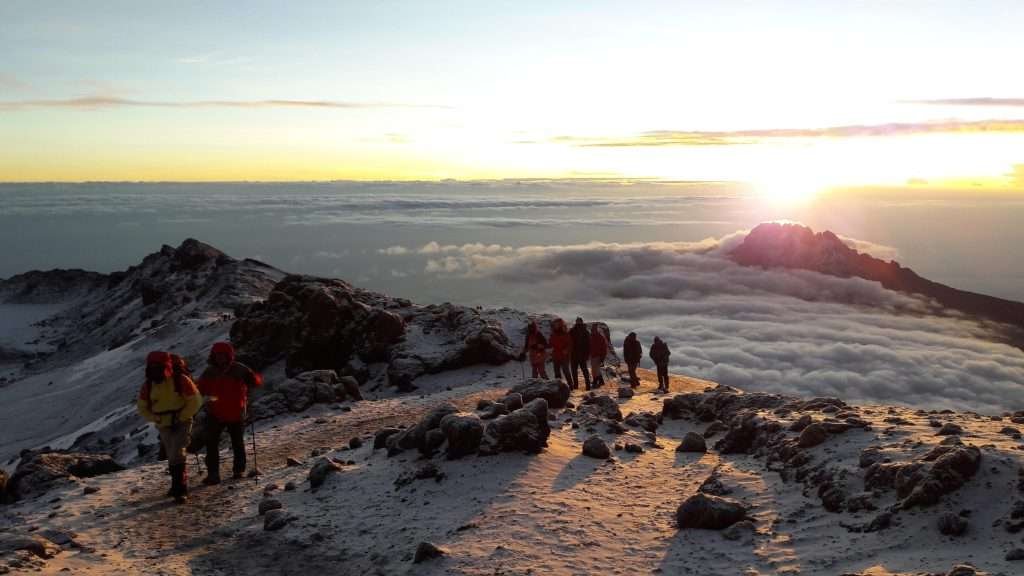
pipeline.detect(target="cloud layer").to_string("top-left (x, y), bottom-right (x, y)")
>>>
top-left (0, 96), bottom-right (450, 111)
top-left (381, 235), bottom-right (1024, 413)
top-left (552, 119), bottom-right (1024, 147)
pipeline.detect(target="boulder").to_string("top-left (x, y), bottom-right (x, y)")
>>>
top-left (788, 414), bottom-right (813, 432)
top-left (500, 393), bottom-right (524, 412)
top-left (936, 422), bottom-right (964, 436)
top-left (902, 446), bottom-right (981, 508)
top-left (479, 402), bottom-right (509, 420)
top-left (859, 446), bottom-right (884, 468)
top-left (797, 423), bottom-right (828, 448)
top-left (413, 541), bottom-right (446, 564)
top-left (308, 457), bottom-right (343, 491)
top-left (676, 432), bottom-right (707, 453)
top-left (510, 378), bottom-right (571, 409)
top-left (264, 509), bottom-right (291, 531)
top-left (0, 533), bottom-right (56, 559)
top-left (617, 386), bottom-right (634, 399)
top-left (259, 498), bottom-right (284, 516)
top-left (581, 394), bottom-right (623, 421)
top-left (479, 407), bottom-right (546, 455)
top-left (624, 411), bottom-right (659, 432)
top-left (7, 452), bottom-right (124, 501)
top-left (440, 413), bottom-right (484, 459)
top-left (721, 520), bottom-right (755, 542)
top-left (937, 512), bottom-right (967, 536)
top-left (582, 435), bottom-right (611, 460)
top-left (373, 428), bottom-right (401, 450)
top-left (702, 421), bottom-right (728, 438)
top-left (676, 493), bottom-right (747, 530)
top-left (389, 403), bottom-right (459, 454)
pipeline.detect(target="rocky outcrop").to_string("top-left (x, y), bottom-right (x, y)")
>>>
top-left (730, 222), bottom-right (1024, 333)
top-left (863, 444), bottom-right (981, 509)
top-left (249, 370), bottom-right (361, 421)
top-left (231, 274), bottom-right (518, 381)
top-left (6, 452), bottom-right (124, 501)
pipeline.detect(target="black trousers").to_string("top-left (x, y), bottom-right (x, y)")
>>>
top-left (571, 357), bottom-right (591, 389)
top-left (656, 363), bottom-right (670, 390)
top-left (205, 417), bottom-right (246, 477)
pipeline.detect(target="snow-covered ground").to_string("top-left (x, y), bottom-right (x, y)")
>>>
top-left (1, 368), bottom-right (1019, 576)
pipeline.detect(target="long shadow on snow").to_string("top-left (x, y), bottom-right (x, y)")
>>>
top-left (187, 447), bottom-right (537, 576)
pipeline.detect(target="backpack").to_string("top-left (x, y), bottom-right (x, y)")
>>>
top-left (142, 353), bottom-right (190, 413)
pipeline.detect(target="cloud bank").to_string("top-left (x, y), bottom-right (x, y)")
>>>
top-left (0, 96), bottom-right (450, 111)
top-left (553, 119), bottom-right (1024, 147)
top-left (381, 235), bottom-right (1024, 413)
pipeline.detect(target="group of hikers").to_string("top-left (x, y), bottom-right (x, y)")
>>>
top-left (138, 323), bottom-right (671, 504)
top-left (521, 317), bottom-right (672, 392)
top-left (137, 341), bottom-right (262, 504)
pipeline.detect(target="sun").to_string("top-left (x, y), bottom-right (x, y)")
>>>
top-left (752, 173), bottom-right (827, 205)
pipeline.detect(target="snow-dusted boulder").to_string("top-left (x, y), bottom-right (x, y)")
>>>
top-left (510, 378), bottom-right (571, 410)
top-left (7, 452), bottom-right (124, 501)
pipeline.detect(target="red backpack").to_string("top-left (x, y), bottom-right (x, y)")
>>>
top-left (142, 353), bottom-right (191, 412)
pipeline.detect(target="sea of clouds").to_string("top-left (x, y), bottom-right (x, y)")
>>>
top-left (377, 234), bottom-right (1024, 414)
top-left (3, 181), bottom-right (1023, 412)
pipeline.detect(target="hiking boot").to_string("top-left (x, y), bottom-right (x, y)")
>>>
top-left (174, 494), bottom-right (188, 504)
top-left (232, 470), bottom-right (244, 480)
top-left (202, 475), bottom-right (221, 486)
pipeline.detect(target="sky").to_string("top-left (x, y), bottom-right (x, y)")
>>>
top-left (2, 0), bottom-right (1024, 189)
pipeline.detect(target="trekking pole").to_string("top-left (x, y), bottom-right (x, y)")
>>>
top-left (250, 418), bottom-right (259, 484)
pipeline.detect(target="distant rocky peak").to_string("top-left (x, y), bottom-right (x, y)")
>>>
top-left (730, 222), bottom-right (1024, 337)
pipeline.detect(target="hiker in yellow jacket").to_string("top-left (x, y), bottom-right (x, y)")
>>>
top-left (138, 351), bottom-right (202, 503)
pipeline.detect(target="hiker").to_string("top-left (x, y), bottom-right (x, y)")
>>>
top-left (549, 318), bottom-right (573, 385)
top-left (137, 351), bottom-right (202, 503)
top-left (650, 336), bottom-right (671, 392)
top-left (197, 341), bottom-right (263, 484)
top-left (589, 323), bottom-right (608, 388)
top-left (623, 332), bottom-right (642, 387)
top-left (520, 321), bottom-right (549, 379)
top-left (569, 317), bottom-right (592, 390)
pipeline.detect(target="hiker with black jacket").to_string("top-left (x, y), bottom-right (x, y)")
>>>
top-left (569, 317), bottom-right (591, 390)
top-left (649, 337), bottom-right (671, 392)
top-left (623, 332), bottom-right (642, 387)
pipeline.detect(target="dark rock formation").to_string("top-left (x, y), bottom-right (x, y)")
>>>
top-left (676, 493), bottom-right (747, 530)
top-left (582, 435), bottom-right (611, 459)
top-left (7, 452), bottom-right (124, 501)
top-left (232, 275), bottom-right (518, 380)
top-left (510, 379), bottom-right (571, 410)
top-left (676, 432), bottom-right (707, 453)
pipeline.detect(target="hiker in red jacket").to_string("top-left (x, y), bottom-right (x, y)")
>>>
top-left (521, 321), bottom-right (549, 379)
top-left (589, 324), bottom-right (608, 388)
top-left (549, 318), bottom-right (573, 386)
top-left (197, 341), bottom-right (262, 484)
